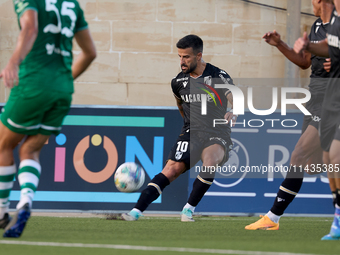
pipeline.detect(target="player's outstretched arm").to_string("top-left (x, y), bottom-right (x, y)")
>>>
top-left (263, 30), bottom-right (311, 69)
top-left (0, 10), bottom-right (38, 88)
top-left (294, 31), bottom-right (329, 58)
top-left (72, 29), bottom-right (97, 80)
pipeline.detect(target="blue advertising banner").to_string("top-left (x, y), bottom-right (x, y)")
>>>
top-left (190, 112), bottom-right (333, 215)
top-left (1, 106), bottom-right (188, 211)
top-left (1, 105), bottom-right (333, 215)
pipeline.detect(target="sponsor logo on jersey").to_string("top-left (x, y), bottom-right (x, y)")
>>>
top-left (16, 1), bottom-right (29, 13)
top-left (209, 137), bottom-right (227, 146)
top-left (180, 92), bottom-right (217, 104)
top-left (219, 74), bottom-right (230, 84)
top-left (46, 43), bottom-right (71, 57)
top-left (327, 34), bottom-right (340, 49)
top-left (176, 77), bottom-right (189, 82)
top-left (311, 115), bottom-right (321, 122)
top-left (183, 81), bottom-right (188, 88)
top-left (181, 94), bottom-right (202, 103)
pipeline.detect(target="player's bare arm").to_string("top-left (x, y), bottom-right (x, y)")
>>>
top-left (224, 92), bottom-right (237, 127)
top-left (0, 10), bottom-right (38, 88)
top-left (175, 96), bottom-right (184, 118)
top-left (263, 30), bottom-right (311, 69)
top-left (294, 32), bottom-right (329, 57)
top-left (72, 29), bottom-right (97, 80)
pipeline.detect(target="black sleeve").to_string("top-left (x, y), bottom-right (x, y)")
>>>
top-left (308, 25), bottom-right (313, 41)
top-left (171, 78), bottom-right (181, 100)
top-left (215, 69), bottom-right (234, 96)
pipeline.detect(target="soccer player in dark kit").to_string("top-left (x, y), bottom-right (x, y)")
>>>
top-left (294, 0), bottom-right (340, 240)
top-left (122, 34), bottom-right (237, 222)
top-left (246, 0), bottom-right (335, 231)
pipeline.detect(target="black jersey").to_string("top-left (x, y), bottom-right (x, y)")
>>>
top-left (309, 17), bottom-right (330, 94)
top-left (171, 63), bottom-right (234, 136)
top-left (324, 9), bottom-right (340, 111)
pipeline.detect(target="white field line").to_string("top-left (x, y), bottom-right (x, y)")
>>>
top-left (0, 240), bottom-right (320, 255)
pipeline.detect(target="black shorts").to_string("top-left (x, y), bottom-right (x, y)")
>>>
top-left (167, 129), bottom-right (233, 170)
top-left (320, 109), bottom-right (340, 152)
top-left (301, 93), bottom-right (323, 134)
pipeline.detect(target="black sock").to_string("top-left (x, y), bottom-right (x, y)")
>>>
top-left (332, 190), bottom-right (337, 208)
top-left (135, 173), bottom-right (170, 212)
top-left (270, 166), bottom-right (304, 216)
top-left (336, 189), bottom-right (340, 208)
top-left (187, 174), bottom-right (214, 207)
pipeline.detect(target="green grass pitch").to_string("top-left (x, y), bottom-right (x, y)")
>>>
top-left (0, 215), bottom-right (339, 255)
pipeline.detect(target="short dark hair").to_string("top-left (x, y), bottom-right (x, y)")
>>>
top-left (176, 34), bottom-right (203, 54)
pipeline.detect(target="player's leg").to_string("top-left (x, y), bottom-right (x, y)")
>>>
top-left (122, 130), bottom-right (191, 221)
top-left (121, 160), bottom-right (186, 221)
top-left (181, 143), bottom-right (225, 222)
top-left (16, 134), bottom-right (49, 209)
top-left (269, 126), bottom-right (321, 218)
top-left (324, 151), bottom-right (337, 207)
top-left (3, 90), bottom-right (71, 237)
top-left (245, 124), bottom-right (320, 230)
top-left (3, 133), bottom-right (49, 238)
top-left (321, 139), bottom-right (340, 240)
top-left (0, 122), bottom-right (25, 229)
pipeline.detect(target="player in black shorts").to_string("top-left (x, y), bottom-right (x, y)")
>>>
top-left (246, 0), bottom-right (334, 231)
top-left (294, 0), bottom-right (340, 240)
top-left (122, 34), bottom-right (236, 222)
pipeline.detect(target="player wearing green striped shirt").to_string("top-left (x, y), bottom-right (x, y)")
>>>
top-left (0, 0), bottom-right (96, 237)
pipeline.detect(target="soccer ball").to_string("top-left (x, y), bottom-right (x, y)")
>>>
top-left (114, 162), bottom-right (145, 192)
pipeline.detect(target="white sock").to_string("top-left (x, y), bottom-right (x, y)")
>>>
top-left (16, 195), bottom-right (32, 210)
top-left (131, 208), bottom-right (142, 215)
top-left (266, 211), bottom-right (281, 223)
top-left (0, 164), bottom-right (16, 218)
top-left (183, 203), bottom-right (195, 213)
top-left (16, 159), bottom-right (41, 210)
top-left (0, 207), bottom-right (8, 219)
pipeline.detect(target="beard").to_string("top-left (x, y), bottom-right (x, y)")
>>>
top-left (181, 61), bottom-right (197, 74)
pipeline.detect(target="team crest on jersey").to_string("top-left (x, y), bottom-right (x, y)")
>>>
top-left (204, 76), bottom-right (212, 86)
top-left (175, 151), bottom-right (183, 160)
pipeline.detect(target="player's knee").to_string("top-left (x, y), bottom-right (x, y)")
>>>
top-left (19, 144), bottom-right (40, 161)
top-left (329, 152), bottom-right (340, 165)
top-left (290, 146), bottom-right (309, 165)
top-left (0, 147), bottom-right (15, 165)
top-left (202, 153), bottom-right (224, 167)
top-left (162, 161), bottom-right (185, 182)
top-left (323, 153), bottom-right (330, 165)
